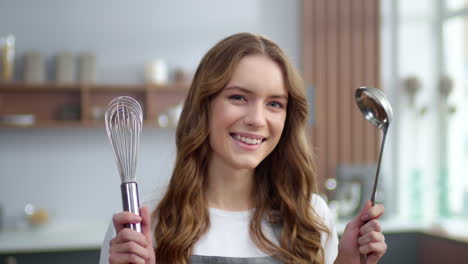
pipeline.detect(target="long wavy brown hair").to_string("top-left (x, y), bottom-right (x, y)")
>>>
top-left (152, 32), bottom-right (329, 264)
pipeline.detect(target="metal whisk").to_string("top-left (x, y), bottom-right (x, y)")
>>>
top-left (105, 96), bottom-right (143, 232)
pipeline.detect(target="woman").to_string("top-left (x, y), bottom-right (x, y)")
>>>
top-left (100, 33), bottom-right (386, 264)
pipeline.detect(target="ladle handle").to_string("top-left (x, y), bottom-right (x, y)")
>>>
top-left (370, 127), bottom-right (388, 205)
top-left (360, 126), bottom-right (388, 264)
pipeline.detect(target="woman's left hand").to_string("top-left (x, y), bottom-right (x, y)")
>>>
top-left (335, 200), bottom-right (387, 264)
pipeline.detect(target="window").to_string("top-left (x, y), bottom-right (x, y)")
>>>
top-left (442, 8), bottom-right (468, 217)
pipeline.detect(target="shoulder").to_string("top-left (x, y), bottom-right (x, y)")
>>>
top-left (310, 194), bottom-right (335, 228)
top-left (311, 193), bottom-right (328, 209)
top-left (311, 193), bottom-right (330, 216)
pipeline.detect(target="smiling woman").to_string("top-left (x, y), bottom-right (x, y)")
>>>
top-left (100, 33), bottom-right (387, 264)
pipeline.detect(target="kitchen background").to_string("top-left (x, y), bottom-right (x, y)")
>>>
top-left (1, 0), bottom-right (468, 263)
top-left (0, 0), bottom-right (299, 226)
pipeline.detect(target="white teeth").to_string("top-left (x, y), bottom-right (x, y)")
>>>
top-left (232, 134), bottom-right (262, 145)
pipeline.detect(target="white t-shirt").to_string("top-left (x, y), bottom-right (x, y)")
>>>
top-left (99, 194), bottom-right (338, 264)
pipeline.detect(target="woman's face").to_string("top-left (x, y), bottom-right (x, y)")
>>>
top-left (208, 54), bottom-right (288, 170)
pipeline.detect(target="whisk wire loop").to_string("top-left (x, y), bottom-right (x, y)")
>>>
top-left (105, 96), bottom-right (143, 183)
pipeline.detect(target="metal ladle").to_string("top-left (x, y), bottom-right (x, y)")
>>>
top-left (355, 86), bottom-right (393, 205)
top-left (355, 86), bottom-right (393, 264)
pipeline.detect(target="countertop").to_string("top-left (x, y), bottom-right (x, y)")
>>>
top-left (0, 220), bottom-right (109, 254)
top-left (1, 217), bottom-right (467, 254)
top-left (336, 217), bottom-right (468, 243)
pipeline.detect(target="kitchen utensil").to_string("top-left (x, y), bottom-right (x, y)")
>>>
top-left (355, 87), bottom-right (393, 264)
top-left (105, 96), bottom-right (143, 232)
top-left (355, 86), bottom-right (393, 204)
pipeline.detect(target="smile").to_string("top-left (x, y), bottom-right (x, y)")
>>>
top-left (230, 133), bottom-right (266, 145)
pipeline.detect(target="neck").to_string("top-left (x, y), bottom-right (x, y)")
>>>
top-left (205, 157), bottom-right (255, 211)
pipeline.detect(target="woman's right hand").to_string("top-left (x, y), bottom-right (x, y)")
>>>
top-left (109, 206), bottom-right (155, 264)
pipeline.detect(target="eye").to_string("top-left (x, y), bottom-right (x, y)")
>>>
top-left (267, 101), bottom-right (284, 109)
top-left (228, 94), bottom-right (246, 101)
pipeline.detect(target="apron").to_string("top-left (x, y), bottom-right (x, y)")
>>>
top-left (189, 218), bottom-right (285, 263)
top-left (189, 255), bottom-right (283, 264)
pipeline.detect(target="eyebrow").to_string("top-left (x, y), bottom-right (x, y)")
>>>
top-left (225, 85), bottom-right (288, 100)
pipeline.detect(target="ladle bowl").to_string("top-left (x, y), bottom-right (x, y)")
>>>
top-left (355, 87), bottom-right (393, 130)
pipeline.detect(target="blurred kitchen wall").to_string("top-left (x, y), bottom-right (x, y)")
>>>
top-left (0, 0), bottom-right (301, 82)
top-left (0, 0), bottom-right (300, 226)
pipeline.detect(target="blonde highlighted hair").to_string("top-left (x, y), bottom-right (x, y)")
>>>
top-left (152, 32), bottom-right (329, 264)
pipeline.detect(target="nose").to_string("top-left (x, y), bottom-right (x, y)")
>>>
top-left (244, 102), bottom-right (266, 128)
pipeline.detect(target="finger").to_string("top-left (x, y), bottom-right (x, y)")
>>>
top-left (359, 241), bottom-right (387, 256)
top-left (359, 219), bottom-right (382, 236)
top-left (109, 252), bottom-right (145, 264)
top-left (358, 231), bottom-right (385, 246)
top-left (112, 228), bottom-right (149, 248)
top-left (348, 201), bottom-right (372, 230)
top-left (113, 211), bottom-right (142, 233)
top-left (361, 204), bottom-right (385, 222)
top-left (140, 206), bottom-right (153, 245)
top-left (110, 241), bottom-right (150, 261)
top-left (367, 252), bottom-right (387, 264)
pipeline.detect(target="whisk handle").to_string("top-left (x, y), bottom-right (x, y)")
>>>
top-left (121, 182), bottom-right (141, 232)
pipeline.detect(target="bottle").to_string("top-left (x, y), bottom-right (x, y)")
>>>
top-left (0, 35), bottom-right (15, 81)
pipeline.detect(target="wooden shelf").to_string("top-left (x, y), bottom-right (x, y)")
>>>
top-left (0, 81), bottom-right (190, 92)
top-left (0, 120), bottom-right (82, 129)
top-left (0, 120), bottom-right (176, 129)
top-left (0, 82), bottom-right (82, 92)
top-left (0, 81), bottom-right (189, 129)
